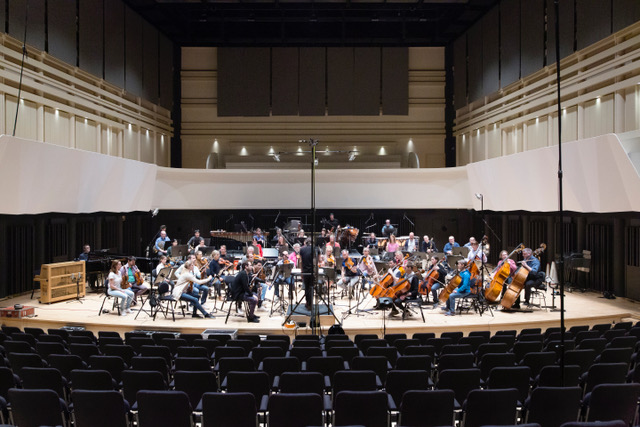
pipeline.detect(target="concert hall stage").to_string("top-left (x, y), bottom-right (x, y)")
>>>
top-left (0, 288), bottom-right (638, 338)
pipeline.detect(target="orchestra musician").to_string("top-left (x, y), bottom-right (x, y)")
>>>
top-left (299, 238), bottom-right (315, 310)
top-left (289, 243), bottom-right (301, 266)
top-left (358, 246), bottom-right (379, 288)
top-left (464, 236), bottom-right (478, 249)
top-left (272, 228), bottom-right (284, 245)
top-left (119, 256), bottom-right (150, 305)
top-left (251, 237), bottom-right (264, 258)
top-left (275, 235), bottom-right (288, 255)
top-left (381, 219), bottom-right (396, 237)
top-left (443, 235), bottom-right (460, 256)
top-left (327, 213), bottom-right (340, 232)
top-left (365, 232), bottom-right (378, 249)
top-left (326, 234), bottom-right (340, 250)
top-left (443, 260), bottom-right (472, 316)
top-left (253, 228), bottom-right (266, 247)
top-left (337, 249), bottom-right (359, 298)
top-left (428, 256), bottom-right (451, 305)
top-left (420, 235), bottom-right (438, 253)
top-left (465, 240), bottom-right (487, 263)
top-left (176, 253), bottom-right (211, 316)
top-left (78, 244), bottom-right (91, 261)
top-left (386, 235), bottom-right (401, 256)
top-left (170, 260), bottom-right (214, 318)
top-left (405, 232), bottom-right (418, 252)
top-left (271, 251), bottom-right (293, 301)
top-left (219, 245), bottom-right (230, 261)
top-left (491, 250), bottom-right (517, 284)
top-left (108, 260), bottom-right (134, 315)
top-left (390, 262), bottom-right (420, 317)
top-left (521, 247), bottom-right (546, 308)
top-left (187, 229), bottom-right (201, 252)
top-left (77, 244), bottom-right (97, 288)
top-left (155, 255), bottom-right (173, 276)
top-left (206, 250), bottom-right (226, 298)
top-left (154, 230), bottom-right (171, 256)
top-left (229, 261), bottom-right (260, 323)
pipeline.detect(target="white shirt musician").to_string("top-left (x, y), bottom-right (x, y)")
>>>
top-left (358, 247), bottom-right (378, 282)
top-left (405, 232), bottom-right (418, 252)
top-left (170, 260), bottom-right (213, 318)
top-left (465, 242), bottom-right (487, 263)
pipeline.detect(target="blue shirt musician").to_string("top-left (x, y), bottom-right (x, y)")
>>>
top-left (444, 260), bottom-right (471, 316)
top-left (443, 236), bottom-right (460, 256)
top-left (154, 230), bottom-right (171, 256)
top-left (522, 248), bottom-right (545, 307)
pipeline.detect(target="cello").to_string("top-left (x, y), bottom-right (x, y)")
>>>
top-left (501, 243), bottom-right (546, 309)
top-left (484, 244), bottom-right (523, 303)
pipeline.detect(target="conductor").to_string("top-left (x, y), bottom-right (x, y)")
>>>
top-left (299, 237), bottom-right (314, 311)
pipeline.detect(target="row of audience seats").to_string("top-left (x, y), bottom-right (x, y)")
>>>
top-left (0, 321), bottom-right (637, 426)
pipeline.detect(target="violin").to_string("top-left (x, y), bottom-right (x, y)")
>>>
top-left (121, 272), bottom-right (130, 289)
top-left (344, 257), bottom-right (357, 274)
top-left (134, 271), bottom-right (144, 286)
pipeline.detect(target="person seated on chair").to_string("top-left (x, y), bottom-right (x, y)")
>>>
top-left (119, 256), bottom-right (150, 306)
top-left (389, 250), bottom-right (407, 275)
top-left (107, 260), bottom-right (134, 316)
top-left (491, 250), bottom-right (518, 295)
top-left (358, 246), bottom-right (379, 289)
top-left (390, 262), bottom-right (420, 317)
top-left (154, 230), bottom-right (171, 256)
top-left (443, 260), bottom-right (472, 316)
top-left (171, 260), bottom-right (213, 318)
top-left (365, 232), bottom-right (378, 249)
top-left (465, 240), bottom-right (487, 263)
top-left (381, 219), bottom-right (396, 238)
top-left (326, 234), bottom-right (340, 250)
top-left (522, 248), bottom-right (545, 307)
top-left (175, 254), bottom-right (211, 315)
top-left (420, 235), bottom-right (438, 253)
top-left (337, 249), bottom-right (359, 298)
top-left (206, 250), bottom-right (225, 298)
top-left (230, 261), bottom-right (259, 323)
top-left (443, 236), bottom-right (460, 256)
top-left (405, 232), bottom-right (419, 252)
top-left (187, 229), bottom-right (201, 253)
top-left (429, 256), bottom-right (451, 305)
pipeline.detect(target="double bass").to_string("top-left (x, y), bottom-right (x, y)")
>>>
top-left (501, 243), bottom-right (546, 309)
top-left (484, 244), bottom-right (524, 303)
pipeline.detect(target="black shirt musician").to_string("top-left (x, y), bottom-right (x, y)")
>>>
top-left (327, 213), bottom-right (340, 232)
top-left (299, 238), bottom-right (315, 310)
top-left (230, 262), bottom-right (259, 323)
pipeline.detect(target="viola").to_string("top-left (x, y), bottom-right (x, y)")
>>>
top-left (344, 257), bottom-right (357, 274)
top-left (121, 272), bottom-right (130, 289)
top-left (134, 271), bottom-right (144, 286)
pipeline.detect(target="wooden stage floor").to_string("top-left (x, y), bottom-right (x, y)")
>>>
top-left (1, 287), bottom-right (639, 338)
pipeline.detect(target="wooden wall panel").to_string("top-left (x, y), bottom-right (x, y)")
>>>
top-left (520, 0), bottom-right (544, 78)
top-left (354, 48), bottom-right (381, 116)
top-left (272, 47), bottom-right (299, 116)
top-left (125, 6), bottom-right (143, 97)
top-left (327, 48), bottom-right (354, 115)
top-left (9, 0), bottom-right (45, 50)
top-left (467, 21), bottom-right (483, 102)
top-left (104, 2), bottom-right (125, 88)
top-left (48, 0), bottom-right (77, 67)
top-left (482, 8), bottom-right (499, 97)
top-left (79, 0), bottom-right (104, 78)
top-left (143, 20), bottom-right (159, 104)
top-left (453, 35), bottom-right (467, 109)
top-left (501, 0), bottom-right (521, 88)
top-left (299, 48), bottom-right (326, 116)
top-left (382, 47), bottom-right (408, 115)
top-left (577, 0), bottom-right (612, 50)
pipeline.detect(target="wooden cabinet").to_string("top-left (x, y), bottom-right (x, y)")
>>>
top-left (35, 261), bottom-right (86, 304)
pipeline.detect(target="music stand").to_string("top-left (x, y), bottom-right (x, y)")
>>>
top-left (135, 267), bottom-right (172, 320)
top-left (452, 246), bottom-right (469, 258)
top-left (270, 263), bottom-right (293, 317)
top-left (446, 255), bottom-right (463, 269)
top-left (172, 245), bottom-right (189, 259)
